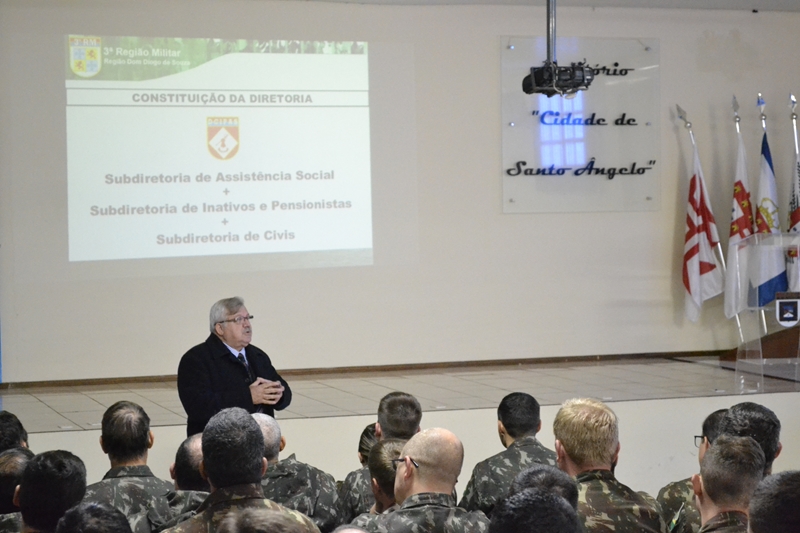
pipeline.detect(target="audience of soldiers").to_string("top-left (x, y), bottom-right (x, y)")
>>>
top-left (0, 390), bottom-right (795, 533)
top-left (337, 392), bottom-right (422, 525)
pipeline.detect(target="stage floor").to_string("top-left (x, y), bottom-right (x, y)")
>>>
top-left (3, 356), bottom-right (798, 434)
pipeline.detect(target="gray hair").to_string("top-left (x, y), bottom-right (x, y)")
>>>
top-left (202, 408), bottom-right (265, 488)
top-left (252, 414), bottom-right (282, 461)
top-left (209, 297), bottom-right (245, 332)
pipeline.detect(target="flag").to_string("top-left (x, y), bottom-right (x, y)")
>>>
top-left (786, 153), bottom-right (800, 290)
top-left (683, 145), bottom-right (723, 322)
top-left (724, 132), bottom-right (755, 318)
top-left (752, 132), bottom-right (787, 306)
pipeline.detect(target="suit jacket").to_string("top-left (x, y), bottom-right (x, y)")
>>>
top-left (178, 333), bottom-right (292, 435)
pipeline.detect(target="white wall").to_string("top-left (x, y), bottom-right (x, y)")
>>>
top-left (2, 1), bottom-right (800, 381)
top-left (29, 392), bottom-right (800, 498)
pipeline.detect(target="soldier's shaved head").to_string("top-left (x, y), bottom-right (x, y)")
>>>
top-left (401, 428), bottom-right (464, 488)
top-left (377, 392), bottom-right (422, 440)
top-left (202, 408), bottom-right (265, 489)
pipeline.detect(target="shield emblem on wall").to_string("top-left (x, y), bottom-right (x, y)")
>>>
top-left (69, 36), bottom-right (102, 78)
top-left (207, 117), bottom-right (240, 160)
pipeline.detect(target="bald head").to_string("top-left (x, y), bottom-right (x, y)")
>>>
top-left (252, 414), bottom-right (282, 461)
top-left (399, 428), bottom-right (463, 495)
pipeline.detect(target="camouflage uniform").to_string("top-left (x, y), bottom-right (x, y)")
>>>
top-left (364, 492), bottom-right (489, 533)
top-left (657, 477), bottom-right (700, 533)
top-left (351, 504), bottom-right (398, 530)
top-left (337, 465), bottom-right (374, 525)
top-left (261, 454), bottom-right (340, 533)
top-left (83, 465), bottom-right (175, 533)
top-left (148, 490), bottom-right (209, 532)
top-left (161, 483), bottom-right (320, 533)
top-left (0, 512), bottom-right (20, 533)
top-left (697, 511), bottom-right (747, 533)
top-left (576, 470), bottom-right (667, 533)
top-left (458, 435), bottom-right (556, 516)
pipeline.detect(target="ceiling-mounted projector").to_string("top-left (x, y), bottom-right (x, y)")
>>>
top-left (522, 0), bottom-right (594, 98)
top-left (523, 61), bottom-right (594, 98)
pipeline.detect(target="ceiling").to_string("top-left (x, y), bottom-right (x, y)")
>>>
top-left (294, 0), bottom-right (800, 11)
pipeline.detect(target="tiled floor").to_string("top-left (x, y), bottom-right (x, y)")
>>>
top-left (2, 356), bottom-right (798, 433)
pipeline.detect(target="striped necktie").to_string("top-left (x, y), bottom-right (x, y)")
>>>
top-left (237, 352), bottom-right (253, 380)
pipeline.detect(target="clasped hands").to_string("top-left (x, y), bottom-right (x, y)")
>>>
top-left (249, 378), bottom-right (285, 405)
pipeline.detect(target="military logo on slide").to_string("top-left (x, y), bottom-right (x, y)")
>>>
top-left (69, 36), bottom-right (102, 78)
top-left (207, 117), bottom-right (240, 160)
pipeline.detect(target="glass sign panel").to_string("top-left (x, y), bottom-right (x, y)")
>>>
top-left (502, 37), bottom-right (660, 213)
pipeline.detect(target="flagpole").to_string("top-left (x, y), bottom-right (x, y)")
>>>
top-left (789, 93), bottom-right (800, 294)
top-left (791, 94), bottom-right (798, 157)
top-left (757, 94), bottom-right (769, 335)
top-left (729, 96), bottom-right (745, 344)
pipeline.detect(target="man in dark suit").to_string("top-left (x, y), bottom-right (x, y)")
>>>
top-left (178, 297), bottom-right (292, 436)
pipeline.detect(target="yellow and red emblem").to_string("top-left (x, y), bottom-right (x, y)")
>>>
top-left (207, 117), bottom-right (240, 160)
top-left (69, 36), bottom-right (102, 78)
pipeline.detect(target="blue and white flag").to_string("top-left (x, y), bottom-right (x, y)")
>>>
top-left (753, 132), bottom-right (788, 306)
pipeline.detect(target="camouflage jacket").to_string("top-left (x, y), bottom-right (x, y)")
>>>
top-left (697, 511), bottom-right (747, 533)
top-left (0, 512), bottom-right (20, 533)
top-left (262, 454), bottom-right (340, 533)
top-left (576, 470), bottom-right (667, 533)
top-left (84, 465), bottom-right (175, 533)
top-left (148, 490), bottom-right (210, 532)
top-left (365, 492), bottom-right (489, 533)
top-left (337, 465), bottom-right (374, 525)
top-left (657, 477), bottom-right (700, 533)
top-left (161, 483), bottom-right (320, 533)
top-left (458, 435), bottom-right (556, 516)
top-left (351, 504), bottom-right (399, 530)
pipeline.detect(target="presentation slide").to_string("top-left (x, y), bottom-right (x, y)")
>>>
top-left (66, 36), bottom-right (373, 263)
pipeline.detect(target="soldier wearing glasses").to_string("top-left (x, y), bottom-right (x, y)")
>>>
top-left (363, 428), bottom-right (489, 533)
top-left (178, 297), bottom-right (292, 436)
top-left (657, 409), bottom-right (728, 533)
